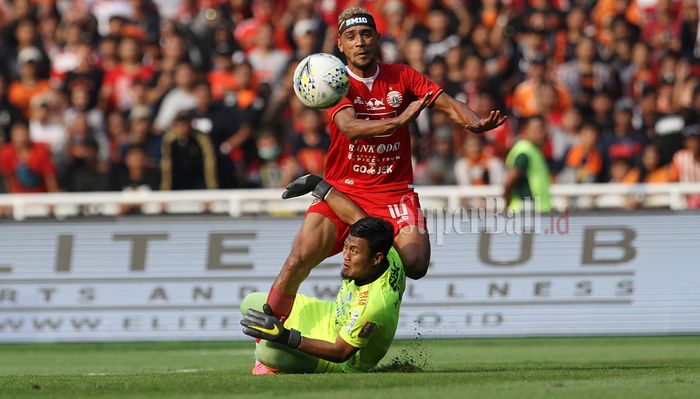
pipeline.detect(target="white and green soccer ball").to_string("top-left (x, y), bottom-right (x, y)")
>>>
top-left (293, 53), bottom-right (350, 109)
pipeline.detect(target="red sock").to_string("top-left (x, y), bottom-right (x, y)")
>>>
top-left (267, 287), bottom-right (295, 321)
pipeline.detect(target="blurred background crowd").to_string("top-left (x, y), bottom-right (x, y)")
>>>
top-left (0, 0), bottom-right (698, 196)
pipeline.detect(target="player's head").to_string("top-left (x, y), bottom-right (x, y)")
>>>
top-left (522, 115), bottom-right (548, 147)
top-left (342, 217), bottom-right (394, 282)
top-left (337, 7), bottom-right (380, 71)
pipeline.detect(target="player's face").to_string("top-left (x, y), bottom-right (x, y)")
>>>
top-left (338, 26), bottom-right (379, 70)
top-left (341, 235), bottom-right (383, 281)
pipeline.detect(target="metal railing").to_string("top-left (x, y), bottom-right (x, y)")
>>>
top-left (1, 183), bottom-right (700, 220)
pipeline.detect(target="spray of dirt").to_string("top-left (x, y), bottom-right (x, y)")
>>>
top-left (374, 324), bottom-right (431, 373)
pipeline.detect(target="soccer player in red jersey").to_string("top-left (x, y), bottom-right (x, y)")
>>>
top-left (266, 6), bottom-right (506, 320)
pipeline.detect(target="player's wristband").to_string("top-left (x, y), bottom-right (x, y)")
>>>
top-left (285, 329), bottom-right (302, 348)
top-left (312, 180), bottom-right (333, 200)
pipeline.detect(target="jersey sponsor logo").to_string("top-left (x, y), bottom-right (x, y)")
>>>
top-left (353, 96), bottom-right (365, 105)
top-left (366, 98), bottom-right (386, 111)
top-left (346, 310), bottom-right (360, 334)
top-left (359, 291), bottom-right (369, 306)
top-left (353, 164), bottom-right (394, 175)
top-left (348, 142), bottom-right (400, 154)
top-left (344, 178), bottom-right (354, 185)
top-left (386, 90), bottom-right (402, 108)
top-left (358, 321), bottom-right (376, 338)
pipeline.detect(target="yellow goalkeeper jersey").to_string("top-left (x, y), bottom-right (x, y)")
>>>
top-left (333, 247), bottom-right (406, 372)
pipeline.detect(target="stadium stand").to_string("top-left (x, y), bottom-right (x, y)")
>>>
top-left (0, 0), bottom-right (698, 212)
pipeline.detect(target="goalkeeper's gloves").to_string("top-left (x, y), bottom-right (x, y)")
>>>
top-left (282, 174), bottom-right (333, 200)
top-left (241, 304), bottom-right (302, 348)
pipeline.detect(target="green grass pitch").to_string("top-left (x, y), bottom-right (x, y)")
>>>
top-left (1, 336), bottom-right (699, 398)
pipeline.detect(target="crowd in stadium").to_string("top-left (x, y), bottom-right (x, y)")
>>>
top-left (0, 0), bottom-right (698, 195)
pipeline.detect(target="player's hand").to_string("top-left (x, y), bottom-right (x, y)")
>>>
top-left (282, 174), bottom-right (333, 200)
top-left (399, 92), bottom-right (433, 125)
top-left (465, 110), bottom-right (507, 134)
top-left (241, 304), bottom-right (302, 348)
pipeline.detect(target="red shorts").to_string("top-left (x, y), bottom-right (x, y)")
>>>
top-left (306, 190), bottom-right (426, 256)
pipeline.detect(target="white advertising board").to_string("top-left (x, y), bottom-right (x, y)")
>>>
top-left (0, 212), bottom-right (699, 342)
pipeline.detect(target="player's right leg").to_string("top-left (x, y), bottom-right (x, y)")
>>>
top-left (267, 209), bottom-right (343, 319)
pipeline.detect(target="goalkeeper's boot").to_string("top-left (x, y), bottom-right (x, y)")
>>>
top-left (252, 360), bottom-right (278, 375)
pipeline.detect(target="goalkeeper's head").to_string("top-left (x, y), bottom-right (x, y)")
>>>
top-left (341, 217), bottom-right (394, 283)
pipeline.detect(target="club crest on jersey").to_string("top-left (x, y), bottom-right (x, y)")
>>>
top-left (386, 90), bottom-right (402, 108)
top-left (366, 98), bottom-right (386, 111)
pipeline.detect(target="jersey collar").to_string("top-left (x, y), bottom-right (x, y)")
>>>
top-left (346, 64), bottom-right (380, 91)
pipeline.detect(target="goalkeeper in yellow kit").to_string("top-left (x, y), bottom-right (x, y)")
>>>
top-left (240, 175), bottom-right (406, 374)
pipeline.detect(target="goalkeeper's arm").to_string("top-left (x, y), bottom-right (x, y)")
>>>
top-left (241, 305), bottom-right (359, 363)
top-left (298, 334), bottom-right (359, 363)
top-left (282, 174), bottom-right (367, 225)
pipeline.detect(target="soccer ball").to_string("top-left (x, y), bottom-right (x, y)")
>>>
top-left (293, 53), bottom-right (350, 109)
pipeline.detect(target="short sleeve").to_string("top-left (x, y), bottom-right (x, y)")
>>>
top-left (514, 153), bottom-right (529, 174)
top-left (338, 305), bottom-right (379, 349)
top-left (399, 65), bottom-right (443, 108)
top-left (326, 95), bottom-right (354, 123)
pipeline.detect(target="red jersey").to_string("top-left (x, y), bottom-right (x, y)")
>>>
top-left (325, 63), bottom-right (442, 193)
top-left (0, 143), bottom-right (55, 193)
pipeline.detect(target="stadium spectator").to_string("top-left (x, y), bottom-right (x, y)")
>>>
top-left (0, 75), bottom-right (25, 143)
top-left (8, 47), bottom-right (51, 118)
top-left (61, 112), bottom-right (109, 192)
top-left (28, 94), bottom-right (67, 163)
top-left (101, 36), bottom-right (154, 112)
top-left (0, 120), bottom-right (59, 193)
top-left (126, 106), bottom-right (161, 168)
top-left (504, 115), bottom-right (552, 212)
top-left (557, 123), bottom-right (603, 184)
top-left (190, 81), bottom-right (253, 189)
top-left (454, 134), bottom-right (506, 186)
top-left (601, 98), bottom-right (649, 178)
top-left (153, 62), bottom-right (197, 133)
top-left (550, 106), bottom-right (583, 168)
top-left (671, 124), bottom-right (700, 208)
top-left (512, 56), bottom-right (570, 118)
top-left (291, 18), bottom-right (321, 60)
top-left (624, 143), bottom-right (675, 184)
top-left (248, 22), bottom-right (290, 87)
top-left (208, 45), bottom-right (238, 101)
top-left (420, 8), bottom-right (461, 64)
top-left (248, 128), bottom-right (299, 189)
top-left (293, 108), bottom-right (329, 177)
top-left (112, 144), bottom-right (160, 193)
top-left (556, 37), bottom-right (616, 103)
top-left (160, 111), bottom-right (217, 190)
top-left (417, 127), bottom-right (457, 185)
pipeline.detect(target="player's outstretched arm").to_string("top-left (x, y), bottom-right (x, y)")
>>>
top-left (432, 92), bottom-right (507, 134)
top-left (334, 92), bottom-right (433, 140)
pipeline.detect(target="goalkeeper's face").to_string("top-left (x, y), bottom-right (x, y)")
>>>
top-left (341, 235), bottom-right (384, 281)
top-left (338, 26), bottom-right (379, 70)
